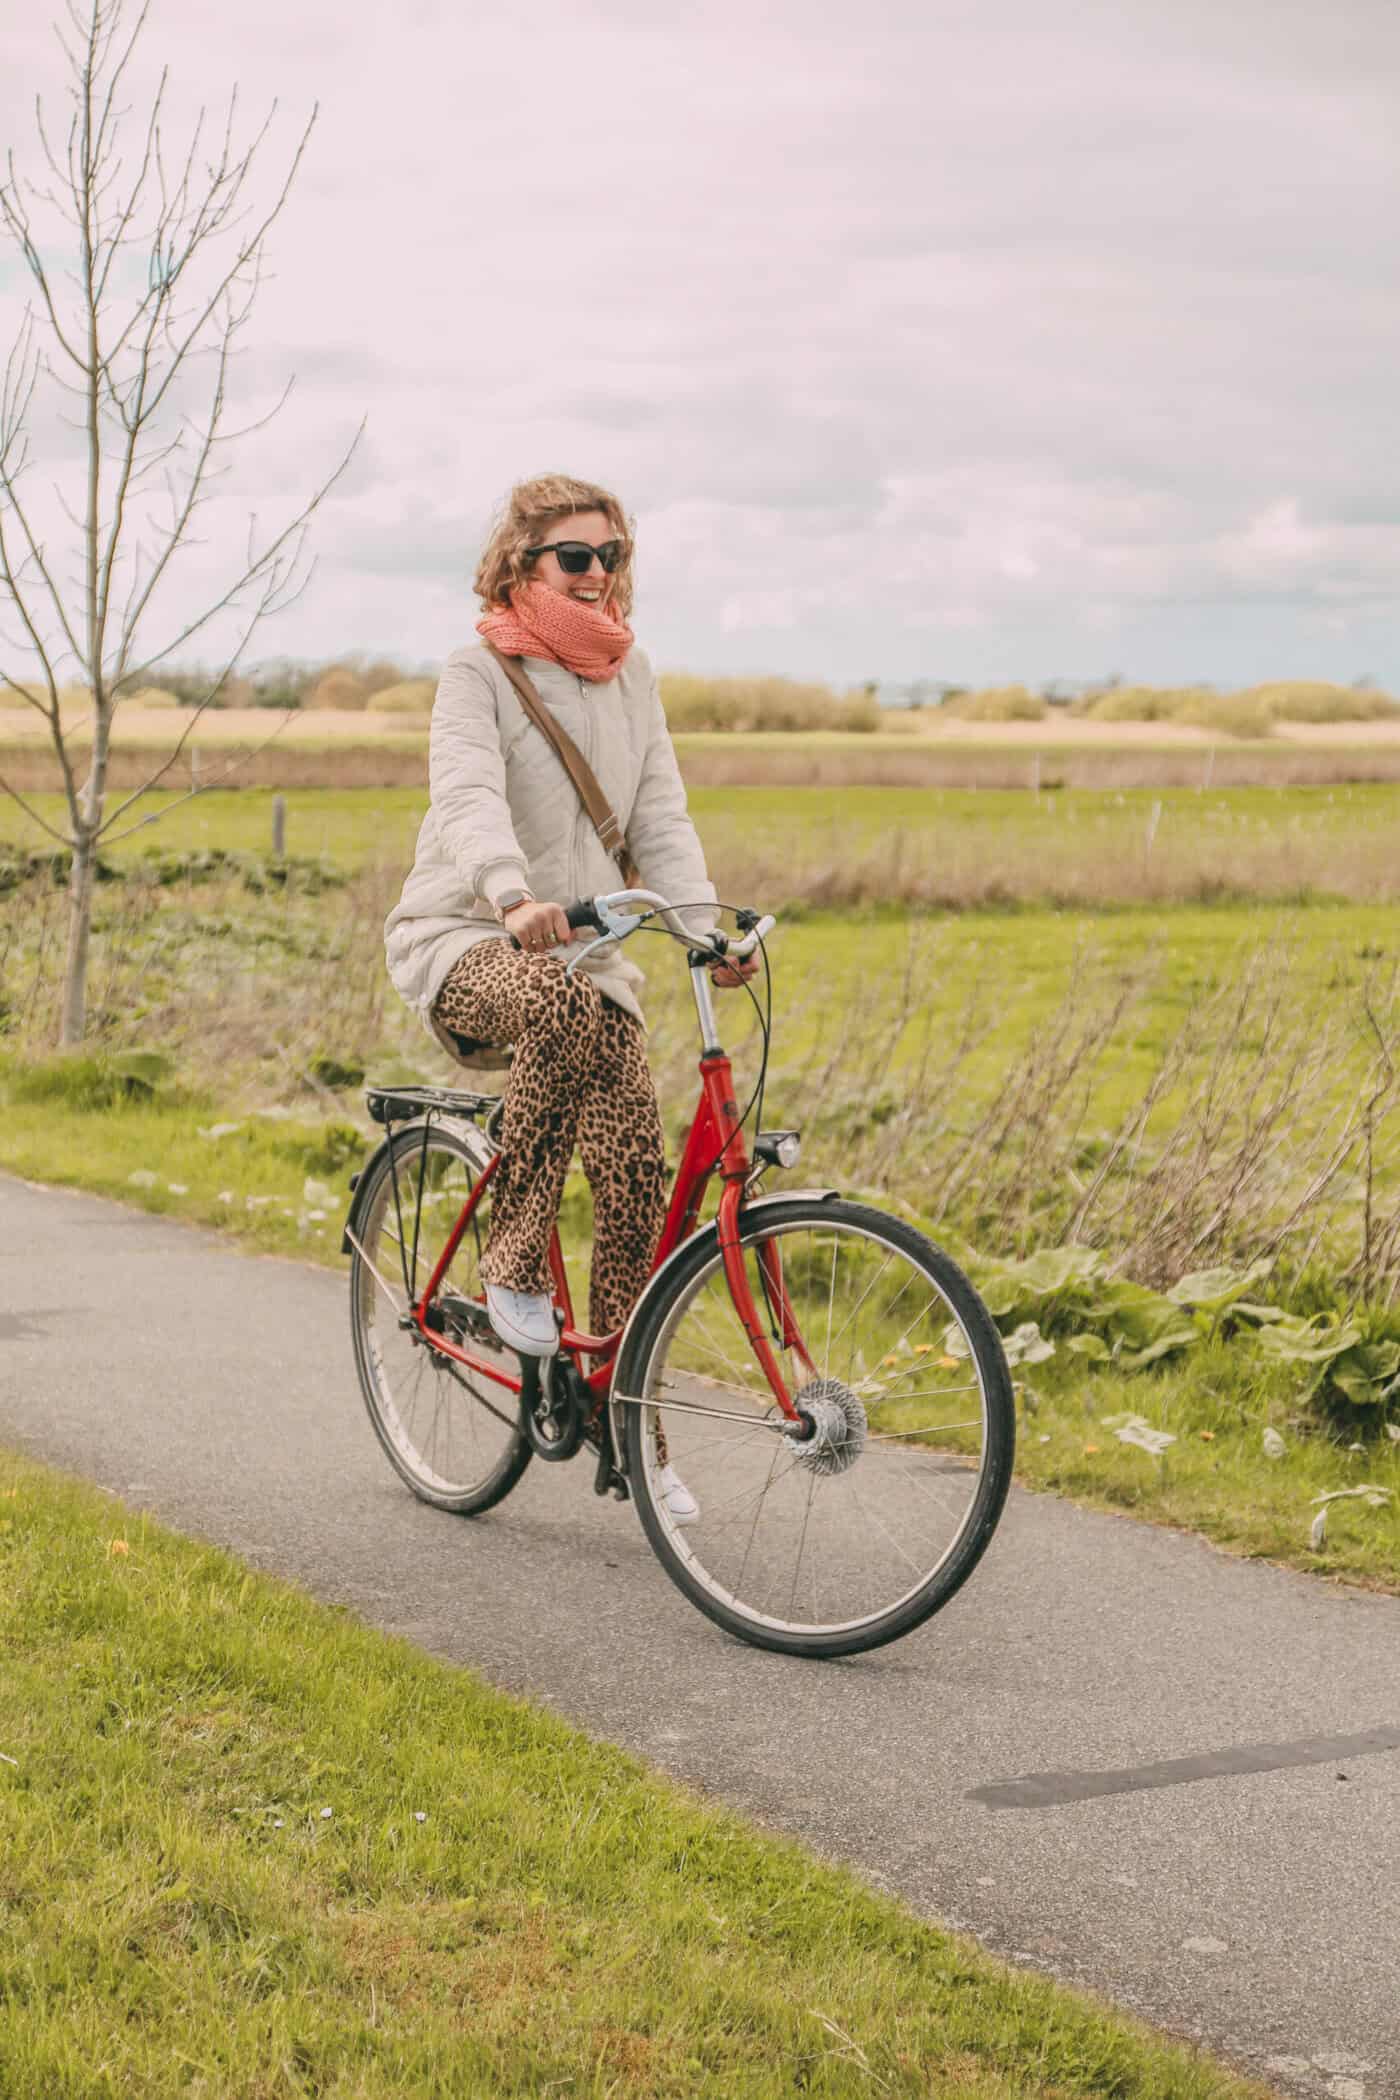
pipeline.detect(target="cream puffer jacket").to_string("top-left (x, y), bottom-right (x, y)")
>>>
top-left (383, 642), bottom-right (718, 1065)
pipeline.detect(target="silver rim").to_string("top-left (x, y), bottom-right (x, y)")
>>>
top-left (627, 1219), bottom-right (993, 1639)
top-left (354, 1130), bottom-right (524, 1497)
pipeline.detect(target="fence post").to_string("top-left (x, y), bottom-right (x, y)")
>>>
top-left (1144, 797), bottom-right (1162, 856)
top-left (272, 793), bottom-right (286, 861)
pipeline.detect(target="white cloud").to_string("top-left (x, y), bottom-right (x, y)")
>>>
top-left (0, 0), bottom-right (1397, 686)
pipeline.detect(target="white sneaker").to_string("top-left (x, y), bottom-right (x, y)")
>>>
top-left (485, 1283), bottom-right (559, 1358)
top-left (659, 1464), bottom-right (700, 1525)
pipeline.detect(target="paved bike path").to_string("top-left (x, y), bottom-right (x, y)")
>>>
top-left (3, 1172), bottom-right (1397, 2099)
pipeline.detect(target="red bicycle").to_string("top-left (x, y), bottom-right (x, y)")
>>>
top-left (345, 889), bottom-right (1014, 1658)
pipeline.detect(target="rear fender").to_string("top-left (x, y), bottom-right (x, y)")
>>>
top-left (340, 1117), bottom-right (494, 1256)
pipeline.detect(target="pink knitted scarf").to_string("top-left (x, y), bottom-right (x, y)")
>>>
top-left (476, 581), bottom-right (634, 683)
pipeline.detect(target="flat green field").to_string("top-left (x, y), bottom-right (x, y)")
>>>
top-left (6, 781), bottom-right (1398, 905)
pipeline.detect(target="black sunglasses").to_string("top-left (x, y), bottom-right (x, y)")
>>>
top-left (523, 538), bottom-right (627, 576)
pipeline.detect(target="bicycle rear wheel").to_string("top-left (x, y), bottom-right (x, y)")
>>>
top-left (616, 1196), bottom-right (1014, 1657)
top-left (349, 1120), bottom-right (531, 1514)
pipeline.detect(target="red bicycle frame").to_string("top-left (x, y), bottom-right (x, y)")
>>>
top-left (411, 1041), bottom-right (814, 1419)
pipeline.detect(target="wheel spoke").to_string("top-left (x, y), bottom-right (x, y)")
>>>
top-left (631, 1206), bottom-right (1013, 1652)
top-left (351, 1129), bottom-right (528, 1510)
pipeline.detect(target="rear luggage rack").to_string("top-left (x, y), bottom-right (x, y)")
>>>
top-left (365, 1082), bottom-right (501, 1126)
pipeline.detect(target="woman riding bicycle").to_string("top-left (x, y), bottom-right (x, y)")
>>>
top-left (384, 474), bottom-right (756, 1468)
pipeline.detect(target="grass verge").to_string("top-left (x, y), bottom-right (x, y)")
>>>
top-left (1010, 1347), bottom-right (1400, 1590)
top-left (0, 1448), bottom-right (1272, 2099)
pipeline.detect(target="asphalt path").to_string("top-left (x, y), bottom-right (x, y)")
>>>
top-left (3, 1172), bottom-right (1398, 2099)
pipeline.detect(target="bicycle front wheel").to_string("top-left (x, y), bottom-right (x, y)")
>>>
top-left (616, 1197), bottom-right (1014, 1658)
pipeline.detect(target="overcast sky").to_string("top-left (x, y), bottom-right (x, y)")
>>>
top-left (2, 0), bottom-right (1398, 689)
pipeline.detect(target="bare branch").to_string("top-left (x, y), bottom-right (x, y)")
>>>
top-left (99, 546), bottom-right (309, 830)
top-left (93, 62), bottom-right (164, 306)
top-left (138, 107), bottom-right (317, 430)
top-left (0, 764), bottom-right (71, 844)
top-left (0, 502), bottom-right (74, 733)
top-left (0, 668), bottom-right (59, 716)
top-left (0, 453), bottom-right (89, 666)
top-left (90, 0), bottom-right (154, 175)
top-left (0, 150), bottom-right (87, 370)
top-left (100, 706), bottom-right (298, 844)
top-left (106, 330), bottom-right (233, 651)
top-left (117, 415), bottom-right (362, 682)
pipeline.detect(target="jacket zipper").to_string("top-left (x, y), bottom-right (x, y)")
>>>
top-left (570, 674), bottom-right (590, 899)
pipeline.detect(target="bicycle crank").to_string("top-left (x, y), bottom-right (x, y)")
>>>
top-left (783, 1376), bottom-right (868, 1476)
top-left (520, 1355), bottom-right (586, 1462)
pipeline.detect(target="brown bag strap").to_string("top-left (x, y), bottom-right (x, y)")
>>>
top-left (484, 643), bottom-right (638, 885)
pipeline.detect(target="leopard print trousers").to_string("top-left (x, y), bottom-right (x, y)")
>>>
top-left (432, 940), bottom-right (668, 1338)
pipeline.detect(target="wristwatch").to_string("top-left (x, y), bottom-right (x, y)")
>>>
top-left (492, 886), bottom-right (535, 924)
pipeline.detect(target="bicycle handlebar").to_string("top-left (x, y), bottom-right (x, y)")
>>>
top-left (508, 890), bottom-right (776, 965)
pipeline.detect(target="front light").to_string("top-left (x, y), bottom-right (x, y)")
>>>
top-left (776, 1133), bottom-right (801, 1169)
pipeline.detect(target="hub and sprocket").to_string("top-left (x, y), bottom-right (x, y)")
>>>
top-left (784, 1376), bottom-right (868, 1475)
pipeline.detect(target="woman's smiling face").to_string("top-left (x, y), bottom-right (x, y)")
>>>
top-left (528, 510), bottom-right (619, 606)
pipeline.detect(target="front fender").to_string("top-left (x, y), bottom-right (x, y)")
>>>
top-left (607, 1186), bottom-right (839, 1462)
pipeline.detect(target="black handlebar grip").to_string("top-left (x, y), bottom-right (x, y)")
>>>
top-left (507, 897), bottom-right (602, 950)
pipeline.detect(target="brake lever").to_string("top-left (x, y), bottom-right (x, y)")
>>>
top-left (563, 895), bottom-right (650, 977)
top-left (564, 930), bottom-right (619, 976)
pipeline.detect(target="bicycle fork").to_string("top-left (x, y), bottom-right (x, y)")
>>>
top-left (715, 1182), bottom-right (818, 1419)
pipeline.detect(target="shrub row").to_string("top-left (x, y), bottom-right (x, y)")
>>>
top-left (658, 674), bottom-right (880, 734)
top-left (917, 681), bottom-right (1400, 737)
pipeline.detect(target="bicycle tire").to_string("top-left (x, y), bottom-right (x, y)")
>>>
top-left (349, 1120), bottom-right (532, 1515)
top-left (616, 1196), bottom-right (1014, 1658)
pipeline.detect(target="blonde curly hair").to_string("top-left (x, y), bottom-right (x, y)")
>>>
top-left (473, 474), bottom-right (636, 618)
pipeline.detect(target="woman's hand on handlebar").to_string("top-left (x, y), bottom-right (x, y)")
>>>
top-left (504, 899), bottom-right (572, 952)
top-left (710, 952), bottom-right (760, 988)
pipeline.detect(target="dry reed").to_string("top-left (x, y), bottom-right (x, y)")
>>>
top-left (5, 866), bottom-right (1397, 1302)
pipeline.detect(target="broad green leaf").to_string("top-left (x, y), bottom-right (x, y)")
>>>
top-left (1092, 1280), bottom-right (1198, 1367)
top-left (1118, 1331), bottom-right (1200, 1370)
top-left (1329, 1341), bottom-right (1400, 1409)
top-left (1256, 1315), bottom-right (1364, 1365)
top-left (1227, 1300), bottom-right (1288, 1327)
top-left (1167, 1256), bottom-right (1274, 1313)
top-left (977, 1245), bottom-right (1105, 1321)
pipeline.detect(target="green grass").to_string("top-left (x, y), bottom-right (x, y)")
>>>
top-left (0, 1449), bottom-right (1272, 2099)
top-left (6, 782), bottom-right (1400, 905)
top-left (1012, 1346), bottom-right (1400, 1588)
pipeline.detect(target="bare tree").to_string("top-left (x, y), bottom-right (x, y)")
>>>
top-left (0, 0), bottom-right (360, 1043)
